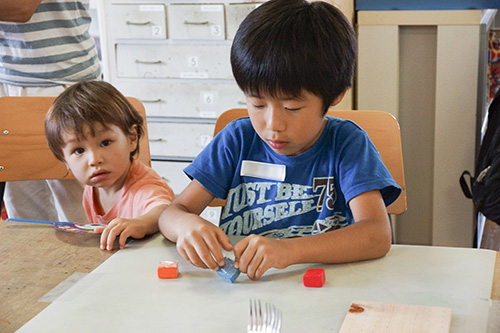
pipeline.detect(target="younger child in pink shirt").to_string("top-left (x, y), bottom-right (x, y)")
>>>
top-left (45, 81), bottom-right (175, 250)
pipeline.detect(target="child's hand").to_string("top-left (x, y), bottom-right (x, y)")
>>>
top-left (175, 215), bottom-right (232, 271)
top-left (233, 234), bottom-right (291, 280)
top-left (100, 217), bottom-right (147, 251)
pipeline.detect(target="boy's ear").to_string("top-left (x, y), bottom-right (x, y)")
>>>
top-left (331, 90), bottom-right (347, 107)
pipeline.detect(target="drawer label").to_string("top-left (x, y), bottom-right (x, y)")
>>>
top-left (211, 25), bottom-right (222, 36)
top-left (201, 5), bottom-right (223, 12)
top-left (140, 5), bottom-right (164, 12)
top-left (181, 72), bottom-right (209, 79)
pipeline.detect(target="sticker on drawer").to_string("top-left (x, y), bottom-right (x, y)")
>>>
top-left (201, 5), bottom-right (223, 12)
top-left (140, 5), bottom-right (164, 11)
top-left (181, 72), bottom-right (209, 79)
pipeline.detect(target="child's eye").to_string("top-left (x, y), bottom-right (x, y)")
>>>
top-left (101, 140), bottom-right (111, 147)
top-left (285, 106), bottom-right (302, 112)
top-left (252, 103), bottom-right (265, 109)
top-left (73, 148), bottom-right (84, 155)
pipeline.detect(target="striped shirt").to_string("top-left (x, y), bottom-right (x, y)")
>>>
top-left (0, 0), bottom-right (101, 87)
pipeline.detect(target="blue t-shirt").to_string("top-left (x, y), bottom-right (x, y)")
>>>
top-left (185, 117), bottom-right (401, 238)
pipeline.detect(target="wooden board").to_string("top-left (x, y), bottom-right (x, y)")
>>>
top-left (0, 218), bottom-right (113, 332)
top-left (340, 301), bottom-right (452, 333)
top-left (492, 252), bottom-right (500, 301)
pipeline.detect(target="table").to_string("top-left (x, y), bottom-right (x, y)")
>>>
top-left (17, 234), bottom-right (498, 332)
top-left (0, 219), bottom-right (113, 332)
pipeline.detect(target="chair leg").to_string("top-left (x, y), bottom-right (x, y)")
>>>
top-left (0, 182), bottom-right (5, 219)
top-left (388, 214), bottom-right (395, 244)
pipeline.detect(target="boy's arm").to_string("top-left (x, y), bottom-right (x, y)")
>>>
top-left (233, 190), bottom-right (392, 279)
top-left (159, 180), bottom-right (232, 270)
top-left (0, 0), bottom-right (42, 22)
top-left (100, 204), bottom-right (168, 250)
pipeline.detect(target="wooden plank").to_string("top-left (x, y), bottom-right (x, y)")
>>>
top-left (492, 252), bottom-right (500, 301)
top-left (0, 218), bottom-right (113, 332)
top-left (340, 300), bottom-right (452, 333)
top-left (358, 10), bottom-right (483, 26)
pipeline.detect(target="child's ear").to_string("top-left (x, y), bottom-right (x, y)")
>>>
top-left (128, 125), bottom-right (139, 150)
top-left (331, 90), bottom-right (347, 107)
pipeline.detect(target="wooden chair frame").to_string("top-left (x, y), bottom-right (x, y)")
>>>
top-left (211, 108), bottom-right (407, 215)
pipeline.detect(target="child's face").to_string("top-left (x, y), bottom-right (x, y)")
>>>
top-left (61, 123), bottom-right (138, 191)
top-left (245, 90), bottom-right (327, 156)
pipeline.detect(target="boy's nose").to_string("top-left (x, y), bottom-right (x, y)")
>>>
top-left (266, 108), bottom-right (286, 132)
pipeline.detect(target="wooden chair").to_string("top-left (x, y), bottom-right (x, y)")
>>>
top-left (210, 108), bottom-right (407, 215)
top-left (0, 96), bottom-right (151, 211)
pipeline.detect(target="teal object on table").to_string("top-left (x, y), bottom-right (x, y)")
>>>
top-left (217, 257), bottom-right (240, 283)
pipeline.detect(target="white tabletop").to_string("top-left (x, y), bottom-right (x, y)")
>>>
top-left (19, 234), bottom-right (496, 332)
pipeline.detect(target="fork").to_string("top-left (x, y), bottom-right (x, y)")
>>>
top-left (248, 299), bottom-right (282, 333)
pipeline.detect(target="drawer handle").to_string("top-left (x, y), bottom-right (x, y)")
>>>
top-left (184, 20), bottom-right (209, 25)
top-left (150, 138), bottom-right (165, 142)
top-left (237, 101), bottom-right (246, 105)
top-left (140, 98), bottom-right (162, 103)
top-left (135, 59), bottom-right (163, 65)
top-left (126, 20), bottom-right (152, 26)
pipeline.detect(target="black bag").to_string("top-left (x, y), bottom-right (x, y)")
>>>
top-left (460, 90), bottom-right (500, 225)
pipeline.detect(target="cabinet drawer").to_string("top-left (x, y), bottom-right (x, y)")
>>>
top-left (116, 44), bottom-right (233, 79)
top-left (148, 122), bottom-right (214, 158)
top-left (118, 80), bottom-right (245, 119)
top-left (151, 160), bottom-right (190, 195)
top-left (168, 4), bottom-right (225, 40)
top-left (110, 4), bottom-right (167, 39)
top-left (226, 3), bottom-right (261, 40)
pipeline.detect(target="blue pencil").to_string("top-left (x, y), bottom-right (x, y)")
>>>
top-left (5, 218), bottom-right (74, 226)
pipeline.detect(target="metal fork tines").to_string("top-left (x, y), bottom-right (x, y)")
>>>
top-left (248, 299), bottom-right (282, 333)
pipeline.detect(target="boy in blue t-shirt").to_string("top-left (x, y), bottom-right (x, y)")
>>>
top-left (159, 0), bottom-right (401, 280)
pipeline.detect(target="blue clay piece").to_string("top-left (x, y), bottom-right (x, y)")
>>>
top-left (216, 257), bottom-right (240, 283)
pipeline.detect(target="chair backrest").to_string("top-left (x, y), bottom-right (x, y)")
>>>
top-left (0, 96), bottom-right (151, 183)
top-left (211, 108), bottom-right (407, 215)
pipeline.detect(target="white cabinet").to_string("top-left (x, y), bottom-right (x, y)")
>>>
top-left (98, 0), bottom-right (262, 196)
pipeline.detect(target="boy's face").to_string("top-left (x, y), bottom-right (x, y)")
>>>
top-left (61, 123), bottom-right (138, 191)
top-left (245, 90), bottom-right (327, 156)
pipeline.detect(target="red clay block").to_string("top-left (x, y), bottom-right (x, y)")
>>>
top-left (158, 261), bottom-right (178, 279)
top-left (303, 268), bottom-right (325, 287)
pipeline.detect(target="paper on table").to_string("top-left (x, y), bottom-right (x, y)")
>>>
top-left (340, 300), bottom-right (452, 333)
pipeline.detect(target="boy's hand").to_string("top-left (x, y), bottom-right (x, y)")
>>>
top-left (100, 217), bottom-right (147, 251)
top-left (233, 234), bottom-right (291, 280)
top-left (174, 216), bottom-right (232, 270)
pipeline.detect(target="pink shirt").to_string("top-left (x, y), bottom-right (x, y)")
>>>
top-left (83, 160), bottom-right (175, 224)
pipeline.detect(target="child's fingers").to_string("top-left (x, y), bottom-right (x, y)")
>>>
top-left (195, 238), bottom-right (223, 270)
top-left (100, 226), bottom-right (110, 250)
top-left (217, 232), bottom-right (233, 252)
top-left (179, 242), bottom-right (210, 269)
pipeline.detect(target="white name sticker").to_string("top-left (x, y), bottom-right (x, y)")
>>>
top-left (241, 161), bottom-right (286, 181)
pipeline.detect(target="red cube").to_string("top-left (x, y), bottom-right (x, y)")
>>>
top-left (303, 268), bottom-right (325, 287)
top-left (158, 261), bottom-right (178, 279)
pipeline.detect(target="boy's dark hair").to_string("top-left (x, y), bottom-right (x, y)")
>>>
top-left (45, 81), bottom-right (144, 162)
top-left (230, 0), bottom-right (356, 114)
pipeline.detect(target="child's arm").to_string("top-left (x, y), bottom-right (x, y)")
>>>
top-left (233, 190), bottom-right (392, 280)
top-left (100, 204), bottom-right (168, 251)
top-left (159, 180), bottom-right (233, 270)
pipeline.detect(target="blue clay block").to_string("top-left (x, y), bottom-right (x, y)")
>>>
top-left (216, 257), bottom-right (240, 283)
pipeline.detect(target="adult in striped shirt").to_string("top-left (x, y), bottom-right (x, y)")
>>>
top-left (0, 0), bottom-right (101, 224)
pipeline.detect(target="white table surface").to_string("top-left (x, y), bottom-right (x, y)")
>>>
top-left (19, 234), bottom-right (496, 332)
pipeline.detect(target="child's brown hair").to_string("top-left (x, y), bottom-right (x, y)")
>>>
top-left (45, 81), bottom-right (144, 162)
